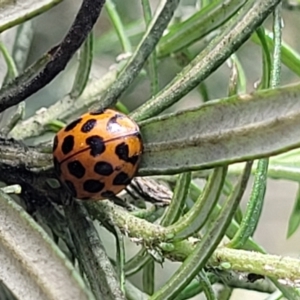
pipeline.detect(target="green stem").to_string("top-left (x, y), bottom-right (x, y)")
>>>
top-left (227, 159), bottom-right (267, 248)
top-left (166, 168), bottom-right (226, 240)
top-left (0, 42), bottom-right (18, 80)
top-left (142, 260), bottom-right (155, 295)
top-left (64, 201), bottom-right (125, 300)
top-left (100, 0), bottom-right (180, 109)
top-left (0, 0), bottom-right (64, 33)
top-left (149, 162), bottom-right (252, 300)
top-left (114, 226), bottom-right (126, 294)
top-left (70, 31), bottom-right (94, 98)
top-left (251, 29), bottom-right (300, 77)
top-left (125, 249), bottom-right (151, 276)
top-left (210, 247), bottom-right (300, 283)
top-left (270, 3), bottom-right (282, 88)
top-left (157, 0), bottom-right (247, 57)
top-left (198, 271), bottom-right (217, 300)
top-left (255, 27), bottom-right (271, 89)
top-left (160, 172), bottom-right (191, 226)
top-left (228, 3), bottom-right (282, 251)
top-left (141, 0), bottom-right (159, 95)
top-left (131, 0), bottom-right (281, 122)
top-left (105, 0), bottom-right (132, 53)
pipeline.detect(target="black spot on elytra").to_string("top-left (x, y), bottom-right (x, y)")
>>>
top-left (64, 180), bottom-right (77, 197)
top-left (67, 161), bottom-right (86, 178)
top-left (113, 172), bottom-right (131, 185)
top-left (86, 136), bottom-right (105, 157)
top-left (101, 190), bottom-right (115, 198)
top-left (129, 155), bottom-right (139, 165)
top-left (106, 114), bottom-right (124, 132)
top-left (115, 142), bottom-right (129, 160)
top-left (53, 135), bottom-right (58, 152)
top-left (81, 119), bottom-right (97, 133)
top-left (94, 161), bottom-right (114, 176)
top-left (89, 109), bottom-right (105, 115)
top-left (64, 118), bottom-right (82, 132)
top-left (61, 135), bottom-right (75, 155)
top-left (83, 180), bottom-right (104, 193)
top-left (115, 142), bottom-right (139, 165)
top-left (53, 157), bottom-right (61, 176)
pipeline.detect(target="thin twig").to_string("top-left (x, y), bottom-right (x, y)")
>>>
top-left (0, 0), bottom-right (105, 113)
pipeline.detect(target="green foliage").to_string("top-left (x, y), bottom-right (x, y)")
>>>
top-left (1, 1), bottom-right (300, 300)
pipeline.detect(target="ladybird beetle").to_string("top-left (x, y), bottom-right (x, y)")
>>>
top-left (52, 109), bottom-right (143, 200)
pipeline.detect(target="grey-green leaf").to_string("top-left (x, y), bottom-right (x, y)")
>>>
top-left (138, 83), bottom-right (300, 176)
top-left (0, 190), bottom-right (94, 300)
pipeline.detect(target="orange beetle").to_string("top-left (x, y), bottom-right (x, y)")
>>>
top-left (53, 109), bottom-right (143, 200)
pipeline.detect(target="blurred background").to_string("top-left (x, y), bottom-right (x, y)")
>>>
top-left (1, 1), bottom-right (300, 299)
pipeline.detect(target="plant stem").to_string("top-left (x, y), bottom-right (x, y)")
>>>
top-left (105, 0), bottom-right (132, 53)
top-left (131, 0), bottom-right (281, 122)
